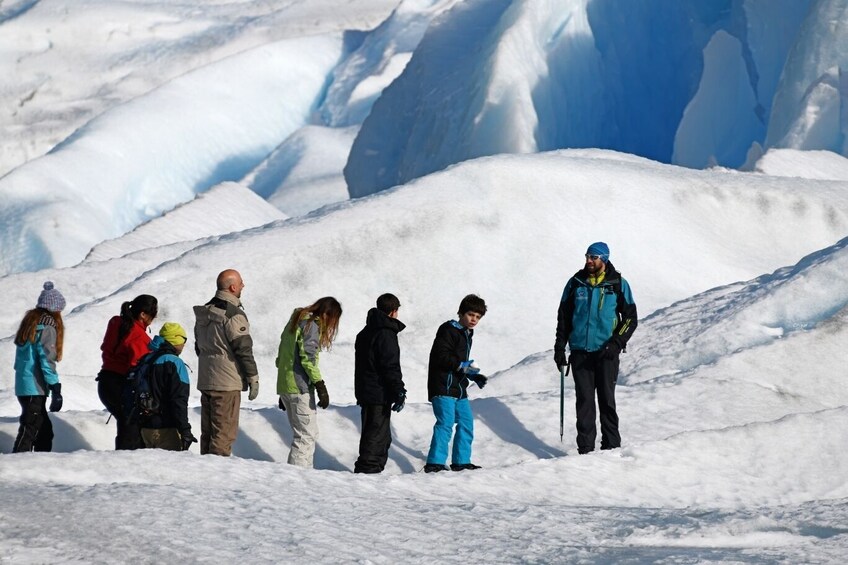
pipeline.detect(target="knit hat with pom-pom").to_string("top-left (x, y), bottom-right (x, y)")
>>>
top-left (37, 281), bottom-right (66, 312)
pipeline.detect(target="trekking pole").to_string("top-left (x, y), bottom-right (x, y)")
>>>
top-left (559, 362), bottom-right (568, 442)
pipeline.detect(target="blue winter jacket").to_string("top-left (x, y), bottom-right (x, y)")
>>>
top-left (15, 319), bottom-right (60, 397)
top-left (555, 261), bottom-right (638, 353)
top-left (138, 336), bottom-right (192, 435)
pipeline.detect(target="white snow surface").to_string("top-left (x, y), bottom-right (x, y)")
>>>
top-left (84, 182), bottom-right (287, 263)
top-left (754, 148), bottom-right (848, 181)
top-left (2, 149), bottom-right (848, 563)
top-left (2, 1), bottom-right (848, 563)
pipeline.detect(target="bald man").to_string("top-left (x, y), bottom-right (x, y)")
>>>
top-left (194, 269), bottom-right (260, 456)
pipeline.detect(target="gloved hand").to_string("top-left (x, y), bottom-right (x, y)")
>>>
top-left (470, 374), bottom-right (488, 389)
top-left (48, 383), bottom-right (63, 412)
top-left (248, 380), bottom-right (259, 401)
top-left (391, 393), bottom-right (406, 413)
top-left (554, 349), bottom-right (567, 371)
top-left (458, 360), bottom-right (480, 375)
top-left (314, 380), bottom-right (330, 409)
top-left (181, 431), bottom-right (197, 451)
top-left (600, 339), bottom-right (621, 359)
top-left (278, 396), bottom-right (286, 411)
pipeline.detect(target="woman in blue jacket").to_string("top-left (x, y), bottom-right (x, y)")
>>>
top-left (12, 281), bottom-right (66, 453)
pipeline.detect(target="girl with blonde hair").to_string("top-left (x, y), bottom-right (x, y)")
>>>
top-left (276, 296), bottom-right (342, 467)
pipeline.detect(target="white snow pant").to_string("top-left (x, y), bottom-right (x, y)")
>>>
top-left (281, 392), bottom-right (319, 467)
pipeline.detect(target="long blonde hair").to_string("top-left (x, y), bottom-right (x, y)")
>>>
top-left (14, 309), bottom-right (64, 361)
top-left (287, 297), bottom-right (342, 350)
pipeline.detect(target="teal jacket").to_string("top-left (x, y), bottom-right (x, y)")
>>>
top-left (555, 262), bottom-right (638, 353)
top-left (15, 318), bottom-right (60, 397)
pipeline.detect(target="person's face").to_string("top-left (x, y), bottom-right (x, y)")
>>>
top-left (584, 253), bottom-right (606, 275)
top-left (388, 309), bottom-right (399, 319)
top-left (139, 310), bottom-right (156, 328)
top-left (459, 311), bottom-right (482, 329)
top-left (173, 342), bottom-right (185, 355)
top-left (231, 274), bottom-right (245, 298)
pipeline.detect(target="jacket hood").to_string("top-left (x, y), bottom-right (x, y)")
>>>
top-left (147, 335), bottom-right (177, 355)
top-left (194, 303), bottom-right (226, 327)
top-left (365, 308), bottom-right (405, 333)
top-left (214, 290), bottom-right (242, 308)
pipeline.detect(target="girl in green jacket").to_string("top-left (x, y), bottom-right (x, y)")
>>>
top-left (276, 297), bottom-right (342, 467)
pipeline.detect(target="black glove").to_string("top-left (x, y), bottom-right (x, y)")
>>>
top-left (470, 374), bottom-right (488, 389)
top-left (391, 392), bottom-right (406, 413)
top-left (314, 380), bottom-right (330, 409)
top-left (181, 431), bottom-right (197, 451)
top-left (600, 339), bottom-right (621, 359)
top-left (278, 396), bottom-right (286, 411)
top-left (48, 383), bottom-right (63, 412)
top-left (554, 349), bottom-right (567, 370)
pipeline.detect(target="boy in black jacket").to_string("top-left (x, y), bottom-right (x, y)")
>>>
top-left (353, 294), bottom-right (407, 473)
top-left (424, 294), bottom-right (488, 473)
top-left (138, 323), bottom-right (197, 451)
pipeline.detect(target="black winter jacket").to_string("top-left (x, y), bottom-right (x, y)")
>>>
top-left (427, 320), bottom-right (473, 401)
top-left (354, 308), bottom-right (406, 405)
top-left (140, 338), bottom-right (192, 437)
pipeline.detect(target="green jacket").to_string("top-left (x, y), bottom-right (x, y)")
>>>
top-left (276, 315), bottom-right (322, 395)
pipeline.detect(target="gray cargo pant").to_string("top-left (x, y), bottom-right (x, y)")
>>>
top-left (280, 392), bottom-right (319, 467)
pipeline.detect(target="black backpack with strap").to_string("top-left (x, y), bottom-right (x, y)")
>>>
top-left (123, 348), bottom-right (170, 425)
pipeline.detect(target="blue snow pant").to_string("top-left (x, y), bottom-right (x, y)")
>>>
top-left (426, 396), bottom-right (474, 466)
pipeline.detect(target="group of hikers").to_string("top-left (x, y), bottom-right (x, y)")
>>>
top-left (10, 242), bottom-right (638, 473)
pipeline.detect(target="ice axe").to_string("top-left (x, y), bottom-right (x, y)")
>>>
top-left (560, 361), bottom-right (570, 442)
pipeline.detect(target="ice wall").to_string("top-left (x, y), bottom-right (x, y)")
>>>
top-left (765, 0), bottom-right (848, 153)
top-left (345, 0), bottom-right (732, 196)
top-left (345, 0), bottom-right (848, 196)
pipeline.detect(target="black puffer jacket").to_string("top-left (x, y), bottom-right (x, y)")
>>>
top-left (427, 320), bottom-right (473, 401)
top-left (354, 308), bottom-right (406, 405)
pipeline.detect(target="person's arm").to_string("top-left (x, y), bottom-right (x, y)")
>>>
top-left (614, 279), bottom-right (638, 347)
top-left (125, 331), bottom-right (152, 367)
top-left (225, 312), bottom-right (259, 382)
top-left (374, 330), bottom-right (405, 397)
top-left (37, 325), bottom-right (61, 386)
top-left (430, 324), bottom-right (461, 373)
top-left (168, 359), bottom-right (192, 437)
top-left (298, 320), bottom-right (324, 384)
top-left (555, 280), bottom-right (575, 355)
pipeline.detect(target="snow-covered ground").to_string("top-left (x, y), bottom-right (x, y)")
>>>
top-left (2, 0), bottom-right (848, 563)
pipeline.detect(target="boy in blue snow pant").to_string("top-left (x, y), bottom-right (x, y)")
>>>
top-left (427, 396), bottom-right (474, 465)
top-left (424, 294), bottom-right (489, 473)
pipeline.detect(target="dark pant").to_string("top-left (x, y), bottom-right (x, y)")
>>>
top-left (97, 370), bottom-right (144, 450)
top-left (354, 404), bottom-right (393, 473)
top-left (571, 350), bottom-right (620, 453)
top-left (13, 396), bottom-right (53, 453)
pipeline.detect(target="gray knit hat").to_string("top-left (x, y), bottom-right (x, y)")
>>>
top-left (37, 281), bottom-right (66, 312)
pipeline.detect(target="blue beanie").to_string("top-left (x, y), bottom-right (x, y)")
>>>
top-left (586, 242), bottom-right (610, 263)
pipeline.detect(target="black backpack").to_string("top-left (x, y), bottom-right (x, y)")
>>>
top-left (123, 349), bottom-right (169, 425)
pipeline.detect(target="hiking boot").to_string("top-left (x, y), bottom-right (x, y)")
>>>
top-left (450, 463), bottom-right (482, 471)
top-left (424, 463), bottom-right (449, 473)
